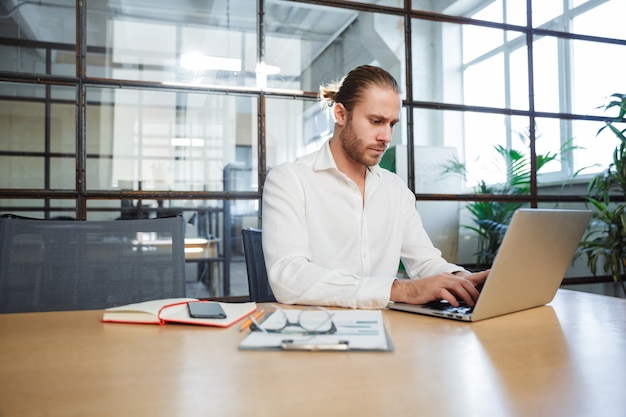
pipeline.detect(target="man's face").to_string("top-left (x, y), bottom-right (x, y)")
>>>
top-left (338, 86), bottom-right (401, 167)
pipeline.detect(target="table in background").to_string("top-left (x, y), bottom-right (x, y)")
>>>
top-left (0, 289), bottom-right (624, 417)
top-left (134, 237), bottom-right (223, 295)
top-left (184, 237), bottom-right (222, 295)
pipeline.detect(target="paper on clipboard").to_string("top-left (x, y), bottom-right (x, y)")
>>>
top-left (238, 309), bottom-right (392, 351)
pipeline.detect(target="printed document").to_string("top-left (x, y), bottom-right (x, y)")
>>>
top-left (238, 309), bottom-right (391, 351)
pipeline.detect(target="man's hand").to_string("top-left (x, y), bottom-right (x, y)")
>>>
top-left (390, 270), bottom-right (489, 307)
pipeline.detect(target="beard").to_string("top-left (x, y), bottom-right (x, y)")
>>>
top-left (339, 118), bottom-right (387, 167)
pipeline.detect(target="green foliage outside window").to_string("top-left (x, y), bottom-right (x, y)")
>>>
top-left (444, 127), bottom-right (577, 268)
top-left (577, 93), bottom-right (626, 293)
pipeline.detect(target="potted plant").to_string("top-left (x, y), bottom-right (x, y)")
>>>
top-left (577, 93), bottom-right (626, 295)
top-left (444, 126), bottom-right (576, 268)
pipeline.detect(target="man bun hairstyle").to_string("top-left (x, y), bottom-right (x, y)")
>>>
top-left (319, 65), bottom-right (400, 113)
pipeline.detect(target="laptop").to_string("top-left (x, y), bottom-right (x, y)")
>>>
top-left (389, 208), bottom-right (592, 322)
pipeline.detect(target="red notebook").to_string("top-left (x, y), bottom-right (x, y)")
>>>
top-left (101, 298), bottom-right (257, 328)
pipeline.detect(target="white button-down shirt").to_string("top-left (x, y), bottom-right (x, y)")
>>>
top-left (262, 141), bottom-right (465, 309)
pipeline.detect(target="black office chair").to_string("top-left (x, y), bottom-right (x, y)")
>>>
top-left (241, 227), bottom-right (276, 302)
top-left (0, 214), bottom-right (187, 313)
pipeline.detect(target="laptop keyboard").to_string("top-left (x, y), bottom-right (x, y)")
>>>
top-left (423, 300), bottom-right (474, 315)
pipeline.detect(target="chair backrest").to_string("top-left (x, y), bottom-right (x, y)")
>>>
top-left (0, 215), bottom-right (186, 313)
top-left (241, 227), bottom-right (276, 303)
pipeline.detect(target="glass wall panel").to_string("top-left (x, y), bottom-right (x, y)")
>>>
top-left (505, 0), bottom-right (527, 26)
top-left (266, 96), bottom-right (326, 170)
top-left (49, 199), bottom-right (77, 219)
top-left (464, 25), bottom-right (506, 64)
top-left (464, 112), bottom-right (531, 190)
top-left (0, 46), bottom-right (76, 76)
top-left (412, 0), bottom-right (525, 25)
top-left (413, 19), bottom-right (458, 103)
top-left (470, 0), bottom-right (503, 22)
top-left (84, 198), bottom-right (251, 298)
top-left (532, 0), bottom-right (626, 37)
top-left (571, 118), bottom-right (623, 178)
top-left (265, 4), bottom-right (405, 94)
top-left (50, 157), bottom-right (75, 189)
top-left (508, 46), bottom-right (530, 110)
top-left (416, 200), bottom-right (462, 264)
top-left (571, 39), bottom-right (626, 116)
top-left (534, 35), bottom-right (626, 115)
top-left (1, 0), bottom-right (625, 296)
top-left (464, 53), bottom-right (506, 108)
top-left (360, 0), bottom-right (402, 7)
top-left (412, 0), bottom-right (496, 21)
top-left (85, 87), bottom-right (258, 192)
top-left (531, 1), bottom-right (563, 28)
top-left (0, 83), bottom-right (75, 190)
top-left (0, 84), bottom-right (75, 151)
top-left (50, 100), bottom-right (76, 154)
top-left (85, 199), bottom-right (226, 226)
top-left (0, 98), bottom-right (44, 152)
top-left (414, 19), bottom-right (526, 109)
top-left (225, 197), bottom-right (259, 298)
top-left (266, 95), bottom-right (405, 172)
top-left (86, 0), bottom-right (256, 87)
top-left (0, 81), bottom-right (46, 100)
top-left (528, 116), bottom-right (589, 194)
top-left (572, 0), bottom-right (625, 39)
top-left (463, 27), bottom-right (527, 109)
top-left (404, 108), bottom-right (465, 190)
top-left (531, 35), bottom-right (559, 113)
top-left (0, 156), bottom-right (43, 188)
top-left (0, 199), bottom-right (76, 219)
top-left (534, 117), bottom-right (571, 181)
top-left (0, 0), bottom-right (75, 76)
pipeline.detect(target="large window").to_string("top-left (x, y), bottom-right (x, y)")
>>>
top-left (458, 0), bottom-right (626, 188)
top-left (1, 0), bottom-right (624, 297)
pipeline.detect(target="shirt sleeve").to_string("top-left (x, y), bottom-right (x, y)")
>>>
top-left (261, 164), bottom-right (395, 309)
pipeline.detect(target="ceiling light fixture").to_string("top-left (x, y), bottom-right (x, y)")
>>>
top-left (181, 53), bottom-right (241, 72)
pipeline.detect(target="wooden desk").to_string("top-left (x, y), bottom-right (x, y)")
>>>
top-left (0, 289), bottom-right (624, 417)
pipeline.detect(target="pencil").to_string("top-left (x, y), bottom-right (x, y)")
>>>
top-left (239, 309), bottom-right (265, 332)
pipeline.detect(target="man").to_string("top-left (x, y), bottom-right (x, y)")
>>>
top-left (262, 65), bottom-right (488, 309)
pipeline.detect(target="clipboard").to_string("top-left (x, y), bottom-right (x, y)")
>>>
top-left (238, 309), bottom-right (393, 352)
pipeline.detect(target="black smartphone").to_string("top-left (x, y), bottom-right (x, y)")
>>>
top-left (187, 301), bottom-right (227, 319)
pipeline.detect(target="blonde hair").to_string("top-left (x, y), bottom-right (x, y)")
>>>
top-left (319, 65), bottom-right (400, 113)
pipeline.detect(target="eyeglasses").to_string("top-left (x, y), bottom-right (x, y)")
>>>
top-left (250, 307), bottom-right (336, 335)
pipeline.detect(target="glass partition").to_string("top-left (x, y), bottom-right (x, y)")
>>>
top-left (570, 39), bottom-right (626, 116)
top-left (266, 96), bottom-right (318, 170)
top-left (412, 18), bottom-right (527, 109)
top-left (85, 86), bottom-right (258, 192)
top-left (85, 0), bottom-right (257, 87)
top-left (1, 0), bottom-right (624, 295)
top-left (0, 83), bottom-right (75, 190)
top-left (0, 199), bottom-right (74, 219)
top-left (266, 95), bottom-right (406, 171)
top-left (265, 3), bottom-right (405, 94)
top-left (570, 118), bottom-right (624, 179)
top-left (0, 0), bottom-right (75, 76)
